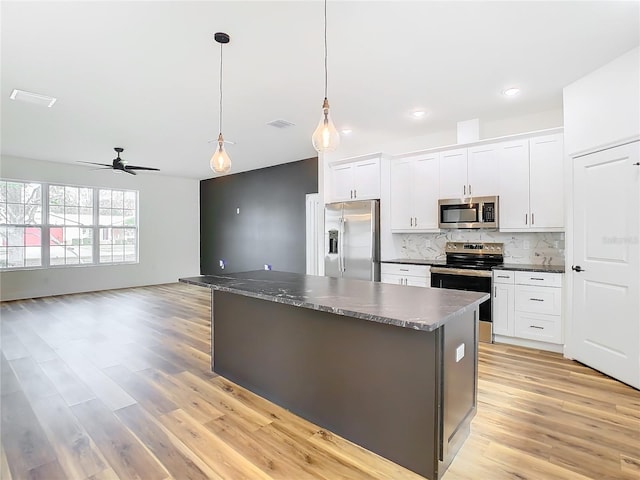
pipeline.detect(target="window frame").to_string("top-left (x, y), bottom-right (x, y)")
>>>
top-left (0, 179), bottom-right (139, 271)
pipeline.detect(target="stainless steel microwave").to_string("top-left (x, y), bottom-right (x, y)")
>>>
top-left (438, 196), bottom-right (499, 229)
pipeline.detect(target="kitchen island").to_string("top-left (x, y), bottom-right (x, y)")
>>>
top-left (180, 271), bottom-right (488, 479)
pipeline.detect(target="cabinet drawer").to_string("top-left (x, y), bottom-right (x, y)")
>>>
top-left (515, 312), bottom-right (562, 344)
top-left (515, 271), bottom-right (562, 287)
top-left (381, 263), bottom-right (430, 277)
top-left (493, 270), bottom-right (515, 284)
top-left (515, 285), bottom-right (562, 315)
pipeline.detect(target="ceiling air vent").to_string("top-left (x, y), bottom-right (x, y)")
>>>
top-left (10, 89), bottom-right (57, 108)
top-left (266, 119), bottom-right (295, 129)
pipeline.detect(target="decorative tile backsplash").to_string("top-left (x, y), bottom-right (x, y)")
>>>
top-left (394, 231), bottom-right (565, 266)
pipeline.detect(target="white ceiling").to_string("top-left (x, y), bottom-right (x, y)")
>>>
top-left (1, 1), bottom-right (639, 180)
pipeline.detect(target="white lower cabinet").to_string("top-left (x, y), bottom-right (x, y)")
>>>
top-left (381, 263), bottom-right (431, 288)
top-left (493, 269), bottom-right (563, 350)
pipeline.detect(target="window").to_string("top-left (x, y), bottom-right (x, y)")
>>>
top-left (0, 181), bottom-right (43, 268)
top-left (0, 179), bottom-right (138, 270)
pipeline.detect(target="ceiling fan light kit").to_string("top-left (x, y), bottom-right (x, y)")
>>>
top-left (210, 32), bottom-right (232, 174)
top-left (311, 0), bottom-right (340, 153)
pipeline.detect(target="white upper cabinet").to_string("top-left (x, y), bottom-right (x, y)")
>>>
top-left (498, 133), bottom-right (564, 231)
top-left (328, 155), bottom-right (381, 202)
top-left (439, 146), bottom-right (499, 199)
top-left (439, 149), bottom-right (468, 198)
top-left (529, 134), bottom-right (564, 229)
top-left (467, 144), bottom-right (500, 197)
top-left (390, 152), bottom-right (439, 232)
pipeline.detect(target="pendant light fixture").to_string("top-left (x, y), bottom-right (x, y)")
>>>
top-left (210, 32), bottom-right (231, 174)
top-left (312, 0), bottom-right (340, 152)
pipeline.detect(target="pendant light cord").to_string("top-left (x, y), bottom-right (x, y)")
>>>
top-left (324, 0), bottom-right (328, 99)
top-left (219, 41), bottom-right (224, 135)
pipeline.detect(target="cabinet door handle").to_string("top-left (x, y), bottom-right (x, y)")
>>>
top-left (410, 217), bottom-right (413, 227)
top-left (463, 185), bottom-right (466, 195)
top-left (414, 217), bottom-right (418, 227)
top-left (530, 325), bottom-right (544, 330)
top-left (525, 213), bottom-right (528, 225)
top-left (468, 184), bottom-right (472, 195)
top-left (494, 286), bottom-right (497, 296)
top-left (400, 269), bottom-right (409, 272)
top-left (531, 212), bottom-right (535, 225)
top-left (354, 189), bottom-right (357, 198)
top-left (530, 277), bottom-right (544, 281)
top-left (529, 298), bottom-right (544, 302)
top-left (497, 275), bottom-right (510, 278)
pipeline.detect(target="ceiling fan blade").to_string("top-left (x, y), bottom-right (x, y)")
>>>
top-left (122, 169), bottom-right (137, 175)
top-left (126, 166), bottom-right (160, 171)
top-left (78, 161), bottom-right (113, 167)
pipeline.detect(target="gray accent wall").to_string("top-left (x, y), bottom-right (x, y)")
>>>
top-left (200, 157), bottom-right (318, 275)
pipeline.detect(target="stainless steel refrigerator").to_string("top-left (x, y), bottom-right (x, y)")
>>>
top-left (324, 200), bottom-right (380, 281)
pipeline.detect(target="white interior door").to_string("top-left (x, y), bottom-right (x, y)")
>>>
top-left (570, 141), bottom-right (639, 389)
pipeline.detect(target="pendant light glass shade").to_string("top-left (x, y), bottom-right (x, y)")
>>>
top-left (210, 133), bottom-right (231, 173)
top-left (211, 32), bottom-right (231, 174)
top-left (312, 98), bottom-right (340, 152)
top-left (312, 0), bottom-right (339, 153)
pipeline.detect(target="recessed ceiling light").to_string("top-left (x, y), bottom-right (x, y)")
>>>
top-left (411, 110), bottom-right (426, 118)
top-left (10, 89), bottom-right (57, 107)
top-left (502, 87), bottom-right (521, 97)
top-left (341, 128), bottom-right (353, 135)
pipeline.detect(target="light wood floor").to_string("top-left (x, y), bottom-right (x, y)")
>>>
top-left (1, 283), bottom-right (638, 480)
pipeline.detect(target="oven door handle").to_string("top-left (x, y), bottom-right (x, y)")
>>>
top-left (430, 267), bottom-right (492, 278)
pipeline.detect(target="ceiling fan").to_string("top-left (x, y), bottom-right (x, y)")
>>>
top-left (79, 147), bottom-right (160, 175)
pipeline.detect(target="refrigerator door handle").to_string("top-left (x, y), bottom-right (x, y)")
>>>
top-left (340, 217), bottom-right (346, 272)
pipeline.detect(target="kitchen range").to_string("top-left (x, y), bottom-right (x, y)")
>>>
top-left (431, 242), bottom-right (504, 343)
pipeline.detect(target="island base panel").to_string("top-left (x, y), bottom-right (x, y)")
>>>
top-left (212, 291), bottom-right (474, 479)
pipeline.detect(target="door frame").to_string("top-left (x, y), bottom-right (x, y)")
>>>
top-left (564, 135), bottom-right (640, 361)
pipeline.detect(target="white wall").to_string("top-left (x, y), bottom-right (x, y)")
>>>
top-left (563, 46), bottom-right (640, 157)
top-left (0, 155), bottom-right (200, 301)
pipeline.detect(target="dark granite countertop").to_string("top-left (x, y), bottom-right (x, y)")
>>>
top-left (383, 259), bottom-right (565, 273)
top-left (180, 270), bottom-right (488, 333)
top-left (382, 258), bottom-right (447, 266)
top-left (493, 264), bottom-right (565, 273)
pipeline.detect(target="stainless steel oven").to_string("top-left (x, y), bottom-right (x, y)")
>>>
top-left (430, 242), bottom-right (504, 343)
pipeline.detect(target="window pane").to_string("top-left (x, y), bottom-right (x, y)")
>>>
top-left (124, 191), bottom-right (136, 209)
top-left (64, 227), bottom-right (80, 246)
top-left (80, 228), bottom-right (93, 244)
top-left (79, 207), bottom-right (93, 226)
top-left (99, 245), bottom-right (112, 263)
top-left (25, 227), bottom-right (41, 246)
top-left (79, 188), bottom-right (93, 207)
top-left (112, 228), bottom-right (124, 245)
top-left (0, 247), bottom-right (6, 268)
top-left (7, 247), bottom-right (24, 267)
top-left (50, 227), bottom-right (64, 246)
top-left (7, 227), bottom-right (24, 246)
top-left (99, 190), bottom-right (111, 208)
top-left (50, 185), bottom-right (64, 205)
top-left (65, 206), bottom-right (79, 225)
top-left (6, 183), bottom-right (23, 203)
top-left (25, 246), bottom-right (41, 267)
top-left (0, 204), bottom-right (6, 224)
top-left (50, 206), bottom-right (64, 225)
top-left (50, 245), bottom-right (65, 265)
top-left (0, 182), bottom-right (6, 202)
top-left (99, 209), bottom-right (111, 226)
top-left (7, 204), bottom-right (25, 224)
top-left (25, 184), bottom-right (41, 204)
top-left (124, 244), bottom-right (136, 262)
top-left (124, 209), bottom-right (136, 226)
top-left (112, 244), bottom-right (124, 263)
top-left (25, 205), bottom-right (42, 224)
top-left (80, 246), bottom-right (93, 264)
top-left (64, 186), bottom-right (79, 206)
top-left (0, 226), bottom-right (6, 245)
top-left (111, 210), bottom-right (124, 227)
top-left (112, 191), bottom-right (124, 208)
